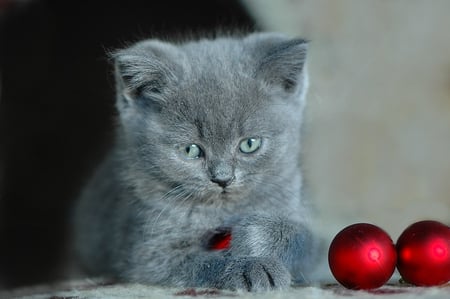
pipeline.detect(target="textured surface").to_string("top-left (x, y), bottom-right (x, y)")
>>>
top-left (1, 280), bottom-right (449, 299)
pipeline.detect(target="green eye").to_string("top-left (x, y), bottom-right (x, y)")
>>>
top-left (183, 144), bottom-right (203, 159)
top-left (239, 137), bottom-right (262, 154)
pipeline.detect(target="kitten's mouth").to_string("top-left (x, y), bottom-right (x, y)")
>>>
top-left (204, 185), bottom-right (238, 201)
top-left (219, 187), bottom-right (237, 198)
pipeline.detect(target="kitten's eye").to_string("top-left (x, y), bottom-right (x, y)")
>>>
top-left (182, 144), bottom-right (204, 159)
top-left (239, 137), bottom-right (262, 154)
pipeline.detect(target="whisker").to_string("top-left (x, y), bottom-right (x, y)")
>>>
top-left (147, 185), bottom-right (188, 235)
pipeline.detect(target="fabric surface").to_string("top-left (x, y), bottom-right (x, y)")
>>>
top-left (2, 279), bottom-right (449, 299)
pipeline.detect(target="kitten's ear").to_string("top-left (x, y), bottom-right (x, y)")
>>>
top-left (247, 33), bottom-right (308, 96)
top-left (111, 40), bottom-right (182, 111)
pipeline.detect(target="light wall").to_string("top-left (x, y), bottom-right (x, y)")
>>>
top-left (242, 0), bottom-right (450, 245)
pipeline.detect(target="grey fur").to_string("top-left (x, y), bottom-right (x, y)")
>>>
top-left (73, 32), bottom-right (317, 292)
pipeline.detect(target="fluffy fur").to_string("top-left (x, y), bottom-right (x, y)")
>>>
top-left (73, 32), bottom-right (318, 292)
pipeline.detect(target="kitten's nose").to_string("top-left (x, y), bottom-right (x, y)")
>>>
top-left (210, 176), bottom-right (235, 188)
top-left (208, 160), bottom-right (235, 188)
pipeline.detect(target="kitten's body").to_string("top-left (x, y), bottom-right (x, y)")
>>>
top-left (74, 32), bottom-right (318, 291)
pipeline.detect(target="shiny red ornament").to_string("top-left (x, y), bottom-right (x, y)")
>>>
top-left (207, 228), bottom-right (232, 250)
top-left (328, 223), bottom-right (397, 289)
top-left (396, 220), bottom-right (450, 286)
top-left (211, 233), bottom-right (231, 250)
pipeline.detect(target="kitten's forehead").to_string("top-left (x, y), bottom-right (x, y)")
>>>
top-left (169, 72), bottom-right (265, 141)
top-left (150, 35), bottom-right (303, 143)
top-left (163, 41), bottom-right (270, 137)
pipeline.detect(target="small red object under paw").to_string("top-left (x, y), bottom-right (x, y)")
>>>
top-left (207, 227), bottom-right (232, 250)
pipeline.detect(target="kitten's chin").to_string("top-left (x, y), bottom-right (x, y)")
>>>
top-left (211, 186), bottom-right (248, 202)
top-left (219, 189), bottom-right (233, 198)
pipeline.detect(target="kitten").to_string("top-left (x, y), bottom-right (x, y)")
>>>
top-left (73, 32), bottom-right (318, 292)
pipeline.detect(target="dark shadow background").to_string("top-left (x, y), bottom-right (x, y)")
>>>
top-left (0, 0), bottom-right (255, 288)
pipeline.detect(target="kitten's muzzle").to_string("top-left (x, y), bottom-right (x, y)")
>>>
top-left (208, 160), bottom-right (235, 188)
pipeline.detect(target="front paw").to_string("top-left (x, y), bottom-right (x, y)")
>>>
top-left (219, 257), bottom-right (291, 292)
top-left (225, 214), bottom-right (316, 283)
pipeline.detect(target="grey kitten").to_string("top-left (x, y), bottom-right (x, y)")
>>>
top-left (73, 32), bottom-right (318, 292)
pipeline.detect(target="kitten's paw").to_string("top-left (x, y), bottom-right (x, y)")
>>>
top-left (220, 257), bottom-right (291, 292)
top-left (225, 214), bottom-right (316, 284)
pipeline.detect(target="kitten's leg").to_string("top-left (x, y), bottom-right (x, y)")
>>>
top-left (226, 214), bottom-right (318, 284)
top-left (121, 216), bottom-right (314, 291)
top-left (120, 233), bottom-right (291, 292)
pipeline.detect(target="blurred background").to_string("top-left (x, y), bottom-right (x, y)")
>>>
top-left (1, 0), bottom-right (449, 289)
top-left (241, 0), bottom-right (450, 240)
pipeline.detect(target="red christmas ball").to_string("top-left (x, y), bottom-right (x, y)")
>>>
top-left (396, 220), bottom-right (450, 286)
top-left (210, 233), bottom-right (231, 250)
top-left (207, 227), bottom-right (232, 250)
top-left (328, 223), bottom-right (397, 289)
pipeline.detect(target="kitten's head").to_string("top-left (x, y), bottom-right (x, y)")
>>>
top-left (112, 33), bottom-right (308, 205)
